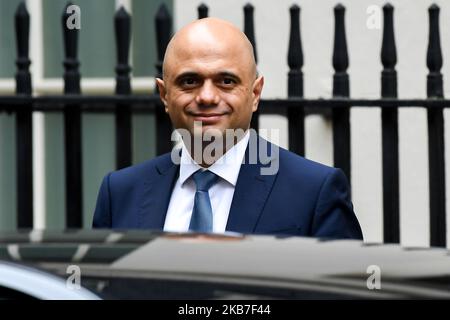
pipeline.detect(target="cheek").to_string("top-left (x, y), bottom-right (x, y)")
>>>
top-left (166, 93), bottom-right (196, 127)
top-left (166, 93), bottom-right (194, 116)
top-left (224, 91), bottom-right (254, 115)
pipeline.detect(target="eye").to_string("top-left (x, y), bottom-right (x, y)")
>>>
top-left (221, 77), bottom-right (237, 86)
top-left (181, 77), bottom-right (197, 86)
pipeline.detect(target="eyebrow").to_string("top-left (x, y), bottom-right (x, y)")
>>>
top-left (174, 72), bottom-right (198, 81)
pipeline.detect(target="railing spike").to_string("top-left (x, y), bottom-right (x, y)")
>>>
top-left (287, 4), bottom-right (304, 156)
top-left (198, 3), bottom-right (208, 19)
top-left (114, 5), bottom-right (132, 169)
top-left (62, 2), bottom-right (83, 228)
top-left (288, 5), bottom-right (303, 75)
top-left (243, 3), bottom-right (257, 63)
top-left (426, 3), bottom-right (446, 248)
top-left (114, 5), bottom-right (132, 94)
top-left (14, 1), bottom-right (33, 228)
top-left (332, 4), bottom-right (351, 185)
top-left (427, 3), bottom-right (443, 96)
top-left (154, 3), bottom-right (173, 155)
top-left (62, 2), bottom-right (81, 94)
top-left (155, 3), bottom-right (172, 81)
top-left (15, 1), bottom-right (31, 95)
top-left (381, 3), bottom-right (397, 71)
top-left (380, 3), bottom-right (399, 244)
top-left (332, 4), bottom-right (348, 76)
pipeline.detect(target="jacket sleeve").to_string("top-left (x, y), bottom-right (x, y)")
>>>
top-left (310, 168), bottom-right (363, 240)
top-left (92, 173), bottom-right (112, 228)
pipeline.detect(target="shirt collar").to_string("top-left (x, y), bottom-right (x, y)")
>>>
top-left (178, 130), bottom-right (250, 187)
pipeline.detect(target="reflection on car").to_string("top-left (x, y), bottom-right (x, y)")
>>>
top-left (0, 230), bottom-right (450, 299)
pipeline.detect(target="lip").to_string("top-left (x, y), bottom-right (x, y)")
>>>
top-left (190, 113), bottom-right (227, 124)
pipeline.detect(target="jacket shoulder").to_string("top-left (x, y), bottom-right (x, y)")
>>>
top-left (273, 143), bottom-right (338, 181)
top-left (108, 152), bottom-right (173, 186)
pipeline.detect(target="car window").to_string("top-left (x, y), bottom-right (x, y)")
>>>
top-left (0, 285), bottom-right (36, 300)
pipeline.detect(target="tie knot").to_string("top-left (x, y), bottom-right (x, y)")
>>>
top-left (192, 170), bottom-right (218, 191)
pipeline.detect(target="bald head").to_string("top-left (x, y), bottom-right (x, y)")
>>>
top-left (155, 17), bottom-right (264, 143)
top-left (162, 18), bottom-right (257, 81)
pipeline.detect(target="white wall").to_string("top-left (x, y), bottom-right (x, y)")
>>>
top-left (175, 0), bottom-right (450, 247)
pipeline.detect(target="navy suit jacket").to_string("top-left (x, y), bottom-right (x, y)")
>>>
top-left (93, 134), bottom-right (363, 240)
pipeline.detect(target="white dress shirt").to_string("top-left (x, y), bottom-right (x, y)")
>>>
top-left (164, 131), bottom-right (250, 233)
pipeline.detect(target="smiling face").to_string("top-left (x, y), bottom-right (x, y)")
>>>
top-left (156, 18), bottom-right (264, 139)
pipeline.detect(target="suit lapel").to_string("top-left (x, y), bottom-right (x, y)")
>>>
top-left (137, 135), bottom-right (279, 233)
top-left (226, 133), bottom-right (279, 233)
top-left (138, 153), bottom-right (179, 230)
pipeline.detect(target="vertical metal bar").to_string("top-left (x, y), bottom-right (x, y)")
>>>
top-left (62, 3), bottom-right (82, 228)
top-left (332, 4), bottom-right (351, 184)
top-left (243, 3), bottom-right (259, 132)
top-left (155, 4), bottom-right (173, 155)
top-left (243, 3), bottom-right (257, 64)
top-left (381, 4), bottom-right (399, 243)
top-left (198, 3), bottom-right (208, 19)
top-left (115, 6), bottom-right (132, 169)
top-left (427, 4), bottom-right (446, 247)
top-left (287, 4), bottom-right (304, 156)
top-left (15, 1), bottom-right (33, 229)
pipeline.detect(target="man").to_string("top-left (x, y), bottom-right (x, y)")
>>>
top-left (93, 18), bottom-right (363, 239)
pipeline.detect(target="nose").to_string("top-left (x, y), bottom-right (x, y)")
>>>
top-left (195, 80), bottom-right (220, 106)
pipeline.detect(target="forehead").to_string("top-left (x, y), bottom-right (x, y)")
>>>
top-left (164, 26), bottom-right (255, 79)
top-left (171, 50), bottom-right (244, 76)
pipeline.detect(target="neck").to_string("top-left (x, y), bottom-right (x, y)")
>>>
top-left (183, 129), bottom-right (248, 167)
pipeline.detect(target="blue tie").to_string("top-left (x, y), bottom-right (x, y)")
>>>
top-left (189, 170), bottom-right (218, 232)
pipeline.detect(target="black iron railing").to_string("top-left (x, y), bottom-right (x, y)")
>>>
top-left (0, 2), bottom-right (447, 247)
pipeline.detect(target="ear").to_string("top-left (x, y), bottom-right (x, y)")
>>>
top-left (156, 78), bottom-right (169, 113)
top-left (252, 75), bottom-right (264, 112)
